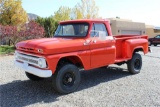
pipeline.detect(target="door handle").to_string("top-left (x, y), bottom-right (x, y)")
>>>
top-left (93, 40), bottom-right (97, 43)
top-left (84, 40), bottom-right (91, 45)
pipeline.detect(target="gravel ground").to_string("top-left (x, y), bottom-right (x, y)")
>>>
top-left (0, 46), bottom-right (160, 107)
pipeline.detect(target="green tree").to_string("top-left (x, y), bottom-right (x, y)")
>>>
top-left (53, 6), bottom-right (71, 21)
top-left (72, 0), bottom-right (99, 19)
top-left (72, 6), bottom-right (83, 19)
top-left (0, 0), bottom-right (28, 26)
top-left (36, 17), bottom-right (58, 38)
top-left (35, 16), bottom-right (45, 27)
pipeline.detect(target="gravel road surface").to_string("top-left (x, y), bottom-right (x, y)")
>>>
top-left (0, 46), bottom-right (160, 107)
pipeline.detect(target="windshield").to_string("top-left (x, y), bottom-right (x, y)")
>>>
top-left (54, 23), bottom-right (89, 37)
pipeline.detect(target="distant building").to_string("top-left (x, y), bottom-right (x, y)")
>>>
top-left (108, 18), bottom-right (146, 35)
top-left (146, 25), bottom-right (160, 38)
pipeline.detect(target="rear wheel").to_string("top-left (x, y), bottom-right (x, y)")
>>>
top-left (127, 53), bottom-right (142, 74)
top-left (25, 72), bottom-right (44, 81)
top-left (52, 64), bottom-right (81, 94)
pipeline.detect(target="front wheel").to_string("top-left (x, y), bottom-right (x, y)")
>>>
top-left (127, 53), bottom-right (142, 74)
top-left (52, 64), bottom-right (81, 94)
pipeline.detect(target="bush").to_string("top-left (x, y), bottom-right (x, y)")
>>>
top-left (0, 21), bottom-right (45, 46)
top-left (0, 45), bottom-right (15, 54)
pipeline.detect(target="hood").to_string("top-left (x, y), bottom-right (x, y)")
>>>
top-left (16, 38), bottom-right (89, 54)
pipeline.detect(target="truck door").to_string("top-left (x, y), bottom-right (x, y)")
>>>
top-left (89, 23), bottom-right (116, 68)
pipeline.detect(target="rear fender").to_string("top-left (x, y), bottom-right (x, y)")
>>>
top-left (124, 39), bottom-right (148, 58)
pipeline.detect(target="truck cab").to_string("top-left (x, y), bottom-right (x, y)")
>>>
top-left (15, 19), bottom-right (149, 94)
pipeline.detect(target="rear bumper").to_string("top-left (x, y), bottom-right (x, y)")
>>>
top-left (15, 60), bottom-right (52, 78)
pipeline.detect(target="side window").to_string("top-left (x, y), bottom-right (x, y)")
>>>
top-left (90, 23), bottom-right (109, 37)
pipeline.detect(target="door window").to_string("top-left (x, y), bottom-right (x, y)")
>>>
top-left (90, 23), bottom-right (109, 37)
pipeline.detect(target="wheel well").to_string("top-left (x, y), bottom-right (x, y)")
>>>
top-left (57, 56), bottom-right (84, 69)
top-left (133, 48), bottom-right (144, 54)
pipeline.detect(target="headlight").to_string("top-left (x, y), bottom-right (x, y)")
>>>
top-left (38, 58), bottom-right (47, 68)
top-left (38, 58), bottom-right (43, 67)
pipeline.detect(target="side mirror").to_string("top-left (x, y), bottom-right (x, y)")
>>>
top-left (90, 30), bottom-right (107, 40)
top-left (98, 31), bottom-right (107, 41)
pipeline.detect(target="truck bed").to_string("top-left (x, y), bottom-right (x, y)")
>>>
top-left (114, 35), bottom-right (148, 63)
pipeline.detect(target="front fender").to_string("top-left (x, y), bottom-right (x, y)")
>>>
top-left (45, 51), bottom-right (90, 74)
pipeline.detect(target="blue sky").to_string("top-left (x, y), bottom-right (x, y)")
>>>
top-left (22, 0), bottom-right (160, 26)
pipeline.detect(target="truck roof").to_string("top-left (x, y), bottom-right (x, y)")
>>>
top-left (60, 19), bottom-right (109, 24)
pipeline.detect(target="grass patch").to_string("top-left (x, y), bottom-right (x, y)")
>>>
top-left (0, 45), bottom-right (15, 54)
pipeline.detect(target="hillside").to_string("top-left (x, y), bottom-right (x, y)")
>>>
top-left (27, 13), bottom-right (39, 20)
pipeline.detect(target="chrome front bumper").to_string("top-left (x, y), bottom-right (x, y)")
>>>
top-left (15, 60), bottom-right (52, 78)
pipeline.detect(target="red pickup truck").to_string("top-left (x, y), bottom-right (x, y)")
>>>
top-left (15, 19), bottom-right (150, 94)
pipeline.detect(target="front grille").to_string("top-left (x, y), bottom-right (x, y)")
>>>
top-left (15, 51), bottom-right (47, 68)
top-left (18, 55), bottom-right (38, 64)
top-left (16, 52), bottom-right (39, 66)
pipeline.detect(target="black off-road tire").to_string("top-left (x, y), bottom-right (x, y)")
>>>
top-left (52, 64), bottom-right (81, 94)
top-left (127, 53), bottom-right (142, 74)
top-left (25, 72), bottom-right (44, 81)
